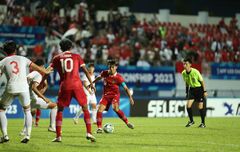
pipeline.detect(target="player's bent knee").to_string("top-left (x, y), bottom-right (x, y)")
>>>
top-left (23, 105), bottom-right (30, 110)
top-left (198, 103), bottom-right (204, 109)
top-left (98, 105), bottom-right (106, 112)
top-left (48, 103), bottom-right (57, 109)
top-left (98, 107), bottom-right (104, 113)
top-left (91, 104), bottom-right (97, 109)
top-left (82, 105), bottom-right (88, 111)
top-left (113, 108), bottom-right (119, 112)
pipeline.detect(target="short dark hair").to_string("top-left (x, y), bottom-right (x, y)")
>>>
top-left (107, 59), bottom-right (119, 66)
top-left (3, 40), bottom-right (17, 55)
top-left (183, 58), bottom-right (192, 64)
top-left (0, 47), bottom-right (7, 60)
top-left (59, 39), bottom-right (73, 51)
top-left (34, 59), bottom-right (44, 66)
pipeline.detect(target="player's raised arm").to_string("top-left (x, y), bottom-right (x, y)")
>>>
top-left (29, 79), bottom-right (50, 103)
top-left (122, 82), bottom-right (134, 106)
top-left (82, 65), bottom-right (96, 92)
top-left (82, 77), bottom-right (94, 95)
top-left (92, 75), bottom-right (102, 84)
top-left (30, 63), bottom-right (53, 75)
top-left (38, 80), bottom-right (48, 94)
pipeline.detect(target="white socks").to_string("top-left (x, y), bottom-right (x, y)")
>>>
top-left (50, 108), bottom-right (57, 128)
top-left (75, 107), bottom-right (97, 123)
top-left (0, 111), bottom-right (7, 136)
top-left (75, 107), bottom-right (83, 119)
top-left (92, 109), bottom-right (97, 123)
top-left (24, 108), bottom-right (32, 138)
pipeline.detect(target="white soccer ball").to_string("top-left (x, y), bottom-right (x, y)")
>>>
top-left (103, 123), bottom-right (114, 133)
top-left (129, 88), bottom-right (134, 95)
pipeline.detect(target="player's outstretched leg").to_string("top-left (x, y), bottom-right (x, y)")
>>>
top-left (0, 110), bottom-right (9, 143)
top-left (115, 109), bottom-right (134, 129)
top-left (73, 107), bottom-right (82, 125)
top-left (113, 103), bottom-right (134, 129)
top-left (52, 107), bottom-right (63, 142)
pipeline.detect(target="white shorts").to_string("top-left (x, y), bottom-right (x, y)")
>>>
top-left (31, 97), bottom-right (49, 109)
top-left (87, 94), bottom-right (97, 105)
top-left (0, 90), bottom-right (30, 110)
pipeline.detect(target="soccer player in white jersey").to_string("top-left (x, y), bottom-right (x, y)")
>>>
top-left (20, 59), bottom-right (57, 135)
top-left (0, 41), bottom-right (52, 143)
top-left (73, 62), bottom-right (97, 124)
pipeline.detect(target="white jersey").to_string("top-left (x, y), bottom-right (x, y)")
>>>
top-left (27, 71), bottom-right (42, 100)
top-left (82, 73), bottom-right (97, 104)
top-left (27, 71), bottom-right (51, 109)
top-left (82, 74), bottom-right (95, 96)
top-left (0, 55), bottom-right (32, 93)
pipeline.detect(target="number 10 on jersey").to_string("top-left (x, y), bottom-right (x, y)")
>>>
top-left (60, 58), bottom-right (73, 73)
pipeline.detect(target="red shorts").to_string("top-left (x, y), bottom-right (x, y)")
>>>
top-left (57, 89), bottom-right (87, 108)
top-left (99, 95), bottom-right (120, 111)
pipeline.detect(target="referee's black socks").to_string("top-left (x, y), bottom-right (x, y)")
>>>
top-left (199, 109), bottom-right (205, 124)
top-left (187, 108), bottom-right (193, 122)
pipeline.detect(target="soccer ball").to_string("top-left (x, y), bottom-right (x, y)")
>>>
top-left (103, 123), bottom-right (114, 133)
top-left (129, 88), bottom-right (134, 95)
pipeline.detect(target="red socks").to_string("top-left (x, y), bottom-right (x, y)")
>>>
top-left (35, 109), bottom-right (41, 126)
top-left (83, 110), bottom-right (92, 134)
top-left (56, 111), bottom-right (63, 138)
top-left (97, 112), bottom-right (102, 128)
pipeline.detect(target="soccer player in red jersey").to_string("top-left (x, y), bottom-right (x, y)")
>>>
top-left (92, 59), bottom-right (135, 133)
top-left (50, 39), bottom-right (96, 142)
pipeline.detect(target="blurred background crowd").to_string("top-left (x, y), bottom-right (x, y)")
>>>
top-left (0, 0), bottom-right (239, 71)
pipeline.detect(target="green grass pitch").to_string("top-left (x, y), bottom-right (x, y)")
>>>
top-left (0, 117), bottom-right (239, 152)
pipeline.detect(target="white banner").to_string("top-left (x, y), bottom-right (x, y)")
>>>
top-left (148, 100), bottom-right (187, 117)
top-left (206, 98), bottom-right (240, 117)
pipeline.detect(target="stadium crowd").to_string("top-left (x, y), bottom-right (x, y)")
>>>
top-left (0, 1), bottom-right (240, 68)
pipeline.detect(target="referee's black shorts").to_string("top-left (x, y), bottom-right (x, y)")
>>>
top-left (187, 87), bottom-right (204, 102)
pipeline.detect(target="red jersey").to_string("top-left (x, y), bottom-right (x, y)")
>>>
top-left (100, 70), bottom-right (124, 96)
top-left (51, 51), bottom-right (85, 90)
